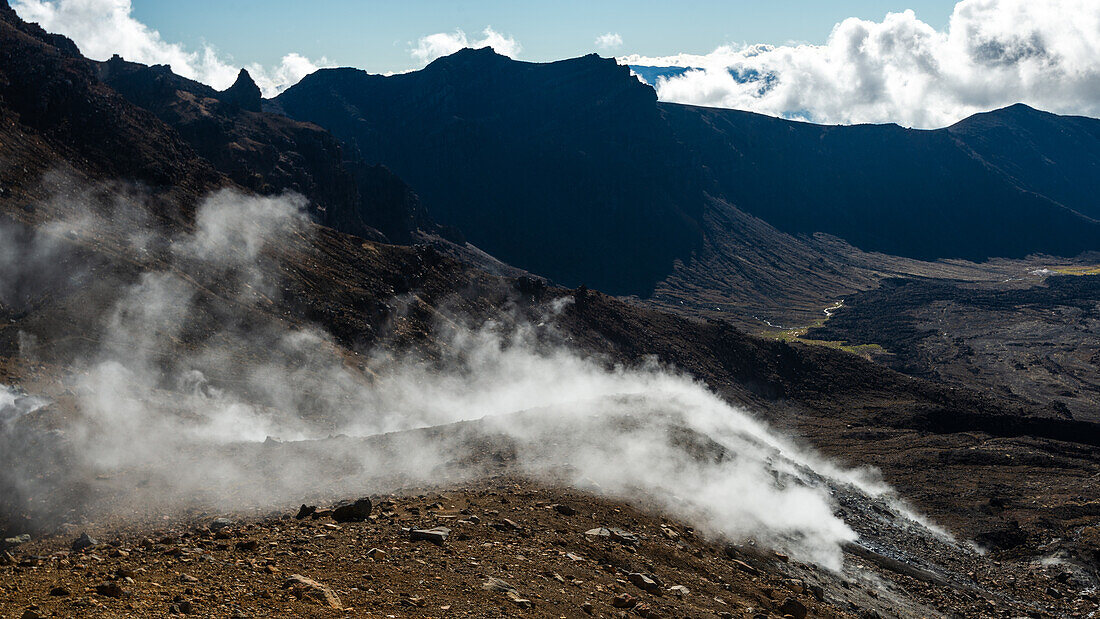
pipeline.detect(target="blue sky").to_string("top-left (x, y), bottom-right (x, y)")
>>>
top-left (13, 0), bottom-right (1099, 127)
top-left (130, 0), bottom-right (958, 74)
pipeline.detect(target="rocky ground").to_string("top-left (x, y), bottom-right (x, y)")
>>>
top-left (3, 476), bottom-right (1098, 619)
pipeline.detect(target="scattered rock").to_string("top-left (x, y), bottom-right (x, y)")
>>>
top-left (2, 534), bottom-right (30, 549)
top-left (584, 527), bottom-right (639, 545)
top-left (668, 585), bottom-right (690, 597)
top-left (612, 592), bottom-right (637, 608)
top-left (235, 539), bottom-right (260, 551)
top-left (581, 601), bottom-right (594, 614)
top-left (634, 603), bottom-right (660, 618)
top-left (778, 597), bottom-right (809, 619)
top-left (628, 572), bottom-right (661, 594)
top-left (48, 585), bottom-right (70, 596)
top-left (482, 577), bottom-right (532, 608)
top-left (284, 574), bottom-right (342, 610)
top-left (20, 609), bottom-right (40, 619)
top-left (294, 504), bottom-right (316, 520)
top-left (71, 533), bottom-right (97, 552)
top-left (410, 527), bottom-right (450, 545)
top-left (209, 518), bottom-right (233, 532)
top-left (95, 582), bottom-right (126, 598)
top-left (552, 504), bottom-right (577, 516)
top-left (366, 547), bottom-right (386, 560)
top-left (331, 497), bottom-right (373, 523)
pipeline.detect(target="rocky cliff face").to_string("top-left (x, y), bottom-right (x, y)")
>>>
top-left (95, 54), bottom-right (441, 244)
top-left (276, 48), bottom-right (704, 295)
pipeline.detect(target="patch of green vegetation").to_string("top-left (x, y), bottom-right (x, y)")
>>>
top-left (1050, 265), bottom-right (1100, 276)
top-left (757, 310), bottom-right (886, 358)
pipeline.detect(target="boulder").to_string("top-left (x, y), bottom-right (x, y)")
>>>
top-left (331, 497), bottom-right (373, 523)
top-left (410, 526), bottom-right (450, 545)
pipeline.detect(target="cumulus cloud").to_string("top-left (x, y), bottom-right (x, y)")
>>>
top-left (595, 32), bottom-right (623, 49)
top-left (11, 0), bottom-right (329, 96)
top-left (410, 26), bottom-right (521, 64)
top-left (622, 0), bottom-right (1100, 127)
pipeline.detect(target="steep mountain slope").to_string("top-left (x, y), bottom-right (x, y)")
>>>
top-left (274, 48), bottom-right (704, 296)
top-left (0, 1), bottom-right (225, 218)
top-left (947, 103), bottom-right (1100, 220)
top-left (94, 55), bottom-right (442, 244)
top-left (275, 49), bottom-right (1100, 297)
top-left (664, 103), bottom-right (1100, 262)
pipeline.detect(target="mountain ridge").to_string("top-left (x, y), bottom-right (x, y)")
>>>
top-left (274, 48), bottom-right (1100, 296)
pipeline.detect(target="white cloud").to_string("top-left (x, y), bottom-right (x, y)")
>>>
top-left (595, 32), bottom-right (623, 49)
top-left (621, 0), bottom-right (1100, 128)
top-left (11, 0), bottom-right (329, 96)
top-left (410, 26), bottom-right (521, 64)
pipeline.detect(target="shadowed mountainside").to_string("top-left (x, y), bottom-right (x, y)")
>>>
top-left (273, 49), bottom-right (705, 295)
top-left (275, 48), bottom-right (1100, 296)
top-left (94, 54), bottom-right (445, 244)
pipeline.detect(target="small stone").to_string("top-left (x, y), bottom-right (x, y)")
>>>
top-left (634, 603), bottom-right (660, 618)
top-left (284, 574), bottom-right (342, 610)
top-left (331, 497), bottom-right (373, 523)
top-left (235, 539), bottom-right (260, 551)
top-left (552, 504), bottom-right (577, 516)
top-left (20, 610), bottom-right (41, 619)
top-left (668, 585), bottom-right (690, 597)
top-left (585, 527), bottom-right (639, 545)
top-left (628, 572), bottom-right (661, 594)
top-left (778, 597), bottom-right (809, 619)
top-left (2, 534), bottom-right (31, 549)
top-left (366, 548), bottom-right (386, 560)
top-left (210, 518), bottom-right (233, 532)
top-left (294, 505), bottom-right (316, 520)
top-left (180, 574), bottom-right (200, 583)
top-left (49, 585), bottom-right (71, 596)
top-left (612, 592), bottom-right (637, 608)
top-left (95, 582), bottom-right (126, 598)
top-left (581, 601), bottom-right (594, 614)
top-left (71, 533), bottom-right (98, 552)
top-left (410, 527), bottom-right (450, 545)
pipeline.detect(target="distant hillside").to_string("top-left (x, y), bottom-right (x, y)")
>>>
top-left (276, 48), bottom-right (1100, 295)
top-left (665, 103), bottom-right (1100, 262)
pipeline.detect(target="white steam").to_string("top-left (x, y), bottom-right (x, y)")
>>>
top-left (11, 0), bottom-right (329, 96)
top-left (0, 187), bottom-right (918, 569)
top-left (623, 0), bottom-right (1100, 127)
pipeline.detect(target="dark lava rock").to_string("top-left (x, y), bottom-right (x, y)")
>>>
top-left (409, 527), bottom-right (450, 545)
top-left (778, 597), bottom-right (809, 619)
top-left (974, 521), bottom-right (1029, 551)
top-left (295, 504), bottom-right (317, 520)
top-left (552, 504), bottom-right (577, 516)
top-left (584, 526), bottom-right (639, 545)
top-left (612, 592), bottom-right (637, 608)
top-left (628, 572), bottom-right (661, 594)
top-left (71, 532), bottom-right (97, 552)
top-left (95, 582), bottom-right (126, 598)
top-left (209, 517), bottom-right (233, 532)
top-left (331, 497), bottom-right (372, 523)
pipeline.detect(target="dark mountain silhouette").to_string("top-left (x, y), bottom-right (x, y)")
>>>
top-left (947, 103), bottom-right (1100, 220)
top-left (0, 1), bottom-right (225, 218)
top-left (94, 54), bottom-right (443, 244)
top-left (665, 104), bottom-right (1100, 261)
top-left (273, 48), bottom-right (705, 295)
top-left (275, 48), bottom-right (1100, 294)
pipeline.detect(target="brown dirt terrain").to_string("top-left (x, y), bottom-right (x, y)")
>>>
top-left (3, 476), bottom-right (1096, 619)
